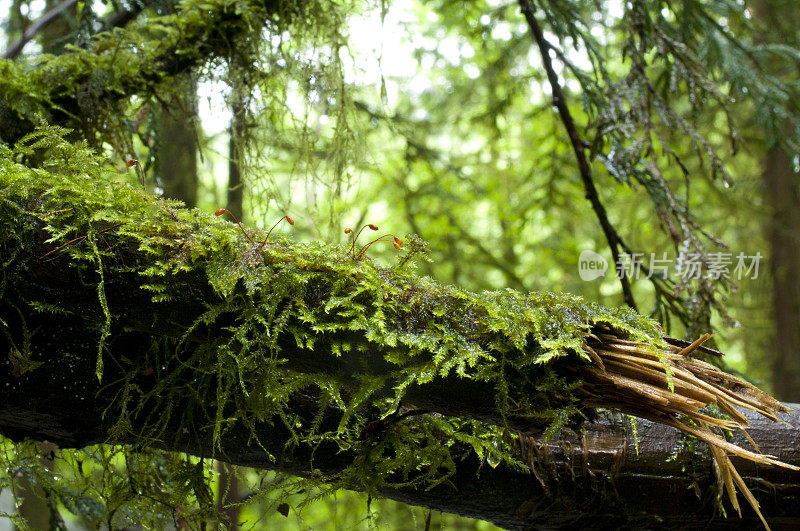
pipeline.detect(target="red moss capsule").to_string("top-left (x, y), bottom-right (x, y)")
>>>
top-left (257, 215), bottom-right (295, 250)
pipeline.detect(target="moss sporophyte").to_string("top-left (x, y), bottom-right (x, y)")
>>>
top-left (345, 223), bottom-right (404, 259)
top-left (1, 127), bottom-right (796, 531)
top-left (126, 158), bottom-right (146, 190)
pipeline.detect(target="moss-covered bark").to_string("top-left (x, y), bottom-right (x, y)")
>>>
top-left (1, 127), bottom-right (799, 529)
top-left (1, 126), bottom-right (653, 440)
top-left (1, 3), bottom-right (797, 527)
top-left (0, 0), bottom-right (296, 146)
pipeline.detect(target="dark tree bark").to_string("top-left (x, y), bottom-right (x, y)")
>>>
top-left (216, 462), bottom-right (240, 528)
top-left (764, 139), bottom-right (800, 402)
top-left (226, 91), bottom-right (245, 219)
top-left (215, 84), bottom-right (246, 530)
top-left (1, 342), bottom-right (799, 531)
top-left (157, 75), bottom-right (199, 207)
top-left (752, 0), bottom-right (800, 402)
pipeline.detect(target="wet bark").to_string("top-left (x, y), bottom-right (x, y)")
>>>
top-left (226, 91), bottom-right (245, 219)
top-left (0, 342), bottom-right (799, 530)
top-left (764, 139), bottom-right (800, 402)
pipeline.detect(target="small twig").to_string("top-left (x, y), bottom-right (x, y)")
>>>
top-left (40, 223), bottom-right (123, 259)
top-left (518, 0), bottom-right (637, 310)
top-left (105, 5), bottom-right (146, 29)
top-left (663, 335), bottom-right (723, 358)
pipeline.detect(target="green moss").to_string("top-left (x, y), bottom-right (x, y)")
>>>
top-left (0, 0), bottom-right (324, 149)
top-left (0, 126), bottom-right (666, 525)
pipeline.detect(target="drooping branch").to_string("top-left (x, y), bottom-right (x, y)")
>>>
top-left (104, 2), bottom-right (148, 30)
top-left (2, 0), bottom-right (151, 59)
top-left (13, 0), bottom-right (179, 49)
top-left (2, 0), bottom-right (79, 59)
top-left (518, 0), bottom-right (637, 311)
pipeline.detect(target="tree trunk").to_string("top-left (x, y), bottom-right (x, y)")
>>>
top-left (157, 75), bottom-right (199, 207)
top-left (752, 0), bottom-right (800, 402)
top-left (226, 91), bottom-right (245, 219)
top-left (216, 462), bottom-right (240, 528)
top-left (764, 141), bottom-right (800, 402)
top-left (1, 351), bottom-right (799, 530)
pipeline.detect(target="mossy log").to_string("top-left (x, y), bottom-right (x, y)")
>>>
top-left (1, 130), bottom-right (800, 528)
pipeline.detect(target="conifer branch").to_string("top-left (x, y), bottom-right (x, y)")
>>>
top-left (518, 0), bottom-right (637, 311)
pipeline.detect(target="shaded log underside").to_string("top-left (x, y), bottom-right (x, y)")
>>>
top-left (2, 345), bottom-right (799, 530)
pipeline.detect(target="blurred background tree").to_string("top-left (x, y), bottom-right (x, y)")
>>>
top-left (2, 0), bottom-right (800, 527)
